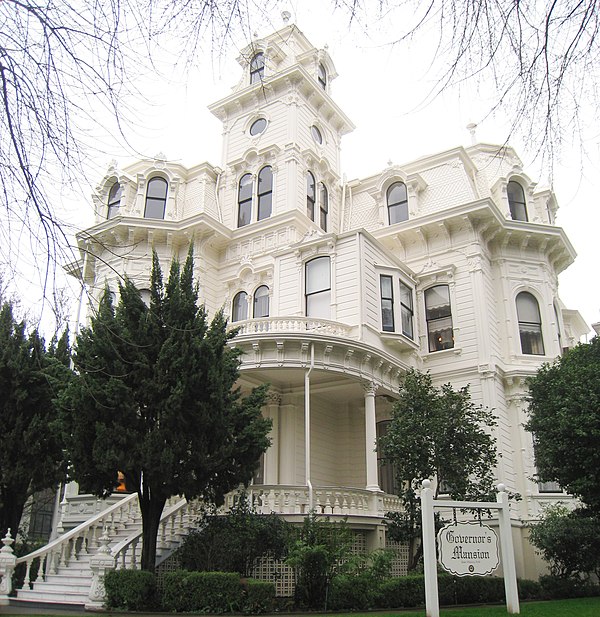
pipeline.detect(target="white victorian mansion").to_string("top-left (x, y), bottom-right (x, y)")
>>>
top-left (9, 21), bottom-right (588, 607)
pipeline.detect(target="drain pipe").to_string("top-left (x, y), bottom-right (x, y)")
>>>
top-left (305, 343), bottom-right (315, 511)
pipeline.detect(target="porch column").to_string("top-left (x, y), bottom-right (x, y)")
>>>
top-left (363, 381), bottom-right (380, 491)
top-left (279, 404), bottom-right (296, 484)
top-left (263, 393), bottom-right (281, 485)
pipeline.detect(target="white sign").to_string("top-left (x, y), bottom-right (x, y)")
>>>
top-left (437, 521), bottom-right (499, 577)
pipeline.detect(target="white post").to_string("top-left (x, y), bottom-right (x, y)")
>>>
top-left (363, 382), bottom-right (380, 491)
top-left (421, 480), bottom-right (439, 617)
top-left (497, 484), bottom-right (520, 614)
top-left (0, 530), bottom-right (17, 604)
top-left (86, 529), bottom-right (116, 609)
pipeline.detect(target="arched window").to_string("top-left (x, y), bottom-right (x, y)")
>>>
top-left (319, 182), bottom-right (328, 231)
top-left (318, 63), bottom-right (327, 90)
top-left (387, 182), bottom-right (408, 224)
top-left (516, 292), bottom-right (544, 355)
top-left (508, 180), bottom-right (528, 221)
top-left (306, 171), bottom-right (316, 221)
top-left (253, 285), bottom-right (269, 318)
top-left (250, 52), bottom-right (264, 84)
top-left (425, 285), bottom-right (454, 352)
top-left (144, 177), bottom-right (168, 219)
top-left (232, 291), bottom-right (248, 322)
top-left (305, 256), bottom-right (331, 319)
top-left (257, 166), bottom-right (273, 221)
top-left (107, 182), bottom-right (122, 219)
top-left (238, 174), bottom-right (253, 227)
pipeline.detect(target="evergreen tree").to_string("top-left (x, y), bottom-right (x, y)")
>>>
top-left (378, 369), bottom-right (498, 570)
top-left (0, 302), bottom-right (69, 538)
top-left (61, 248), bottom-right (271, 571)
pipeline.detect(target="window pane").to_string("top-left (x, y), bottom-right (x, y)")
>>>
top-left (145, 178), bottom-right (167, 219)
top-left (257, 166), bottom-right (273, 220)
top-left (387, 182), bottom-right (407, 205)
top-left (508, 180), bottom-right (528, 221)
top-left (254, 286), bottom-right (269, 318)
top-left (319, 183), bottom-right (328, 231)
top-left (382, 300), bottom-right (394, 332)
top-left (144, 197), bottom-right (165, 219)
top-left (388, 202), bottom-right (408, 224)
top-left (239, 174), bottom-right (253, 201)
top-left (311, 125), bottom-right (323, 144)
top-left (400, 281), bottom-right (413, 310)
top-left (307, 290), bottom-right (331, 318)
top-left (258, 193), bottom-right (272, 220)
top-left (425, 285), bottom-right (451, 313)
top-left (427, 317), bottom-right (454, 351)
top-left (307, 172), bottom-right (316, 220)
top-left (147, 178), bottom-right (167, 199)
top-left (380, 276), bottom-right (393, 298)
top-left (516, 292), bottom-right (541, 323)
top-left (232, 292), bottom-right (248, 322)
top-left (401, 307), bottom-right (413, 339)
top-left (250, 118), bottom-right (267, 135)
top-left (306, 257), bottom-right (330, 294)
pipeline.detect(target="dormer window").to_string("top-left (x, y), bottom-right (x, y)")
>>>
top-left (387, 182), bottom-right (408, 224)
top-left (508, 180), bottom-right (528, 221)
top-left (318, 63), bottom-right (327, 90)
top-left (144, 177), bottom-right (168, 220)
top-left (250, 52), bottom-right (265, 84)
top-left (107, 182), bottom-right (122, 219)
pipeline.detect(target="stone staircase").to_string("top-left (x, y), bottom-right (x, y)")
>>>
top-left (10, 494), bottom-right (199, 608)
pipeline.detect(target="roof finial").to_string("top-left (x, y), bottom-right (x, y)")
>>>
top-left (282, 10), bottom-right (291, 23)
top-left (466, 122), bottom-right (478, 145)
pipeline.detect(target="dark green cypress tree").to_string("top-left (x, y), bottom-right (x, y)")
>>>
top-left (0, 302), bottom-right (69, 538)
top-left (61, 248), bottom-right (271, 571)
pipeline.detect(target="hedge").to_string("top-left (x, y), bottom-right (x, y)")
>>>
top-left (243, 578), bottom-right (276, 614)
top-left (162, 570), bottom-right (241, 613)
top-left (103, 569), bottom-right (158, 610)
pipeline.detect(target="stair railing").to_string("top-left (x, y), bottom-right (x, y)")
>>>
top-left (15, 492), bottom-right (139, 590)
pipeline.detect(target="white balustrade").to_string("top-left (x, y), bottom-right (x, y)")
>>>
top-left (232, 317), bottom-right (353, 338)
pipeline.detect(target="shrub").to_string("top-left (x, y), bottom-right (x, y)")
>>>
top-left (518, 578), bottom-right (542, 600)
top-left (377, 575), bottom-right (425, 608)
top-left (539, 574), bottom-right (600, 599)
top-left (328, 573), bottom-right (377, 610)
top-left (177, 492), bottom-right (290, 577)
top-left (243, 578), bottom-right (276, 614)
top-left (439, 574), bottom-right (505, 605)
top-left (103, 569), bottom-right (157, 610)
top-left (162, 570), bottom-right (241, 613)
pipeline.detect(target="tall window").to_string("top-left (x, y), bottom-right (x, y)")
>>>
top-left (253, 285), bottom-right (269, 318)
top-left (387, 182), bottom-right (408, 224)
top-left (380, 275), bottom-right (394, 332)
top-left (319, 182), bottom-right (328, 231)
top-left (232, 291), bottom-right (248, 322)
top-left (257, 166), bottom-right (273, 221)
top-left (305, 256), bottom-right (331, 319)
top-left (250, 52), bottom-right (264, 84)
top-left (238, 174), bottom-right (253, 227)
top-left (107, 182), bottom-right (122, 219)
top-left (144, 177), bottom-right (168, 219)
top-left (376, 421), bottom-right (396, 494)
top-left (425, 285), bottom-right (454, 352)
top-left (318, 63), bottom-right (327, 90)
top-left (399, 281), bottom-right (414, 339)
top-left (516, 292), bottom-right (545, 355)
top-left (306, 172), bottom-right (316, 221)
top-left (508, 180), bottom-right (528, 221)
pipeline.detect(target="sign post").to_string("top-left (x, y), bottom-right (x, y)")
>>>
top-left (420, 481), bottom-right (520, 616)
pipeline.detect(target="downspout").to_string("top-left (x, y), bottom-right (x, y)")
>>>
top-left (305, 343), bottom-right (314, 511)
top-left (357, 231), bottom-right (363, 339)
top-left (340, 174), bottom-right (347, 233)
top-left (214, 168), bottom-right (224, 223)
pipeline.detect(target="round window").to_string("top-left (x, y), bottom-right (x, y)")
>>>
top-left (250, 118), bottom-right (267, 136)
top-left (311, 125), bottom-right (323, 144)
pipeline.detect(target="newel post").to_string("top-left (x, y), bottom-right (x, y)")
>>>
top-left (421, 480), bottom-right (439, 617)
top-left (86, 528), bottom-right (116, 609)
top-left (497, 484), bottom-right (520, 614)
top-left (0, 530), bottom-right (17, 604)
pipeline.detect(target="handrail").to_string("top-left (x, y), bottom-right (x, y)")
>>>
top-left (16, 493), bottom-right (138, 565)
top-left (110, 497), bottom-right (188, 566)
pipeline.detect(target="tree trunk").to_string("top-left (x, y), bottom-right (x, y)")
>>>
top-left (138, 490), bottom-right (166, 572)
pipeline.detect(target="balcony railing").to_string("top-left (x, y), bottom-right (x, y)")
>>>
top-left (231, 317), bottom-right (353, 338)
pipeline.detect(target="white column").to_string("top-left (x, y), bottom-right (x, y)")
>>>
top-left (278, 404), bottom-right (296, 484)
top-left (363, 382), bottom-right (380, 491)
top-left (263, 393), bottom-right (281, 485)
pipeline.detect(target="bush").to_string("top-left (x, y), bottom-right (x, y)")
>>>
top-left (243, 578), bottom-right (276, 614)
top-left (328, 574), bottom-right (377, 610)
top-left (439, 574), bottom-right (505, 605)
top-left (518, 578), bottom-right (542, 600)
top-left (162, 570), bottom-right (241, 612)
top-left (377, 575), bottom-right (425, 608)
top-left (103, 569), bottom-right (157, 610)
top-left (539, 574), bottom-right (600, 599)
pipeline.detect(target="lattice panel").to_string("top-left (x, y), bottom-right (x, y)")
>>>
top-left (155, 552), bottom-right (181, 590)
top-left (385, 537), bottom-right (409, 577)
top-left (252, 556), bottom-right (296, 597)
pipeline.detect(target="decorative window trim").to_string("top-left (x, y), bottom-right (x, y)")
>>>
top-left (368, 170), bottom-right (427, 226)
top-left (248, 116), bottom-right (268, 137)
